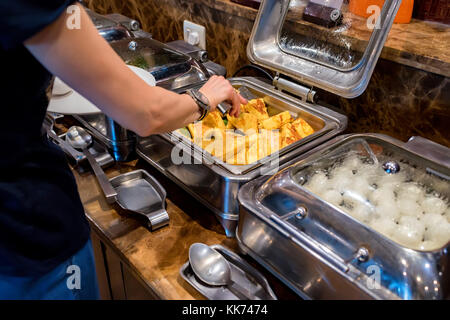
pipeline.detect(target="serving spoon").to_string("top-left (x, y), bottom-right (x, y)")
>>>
top-left (66, 126), bottom-right (118, 204)
top-left (189, 243), bottom-right (254, 300)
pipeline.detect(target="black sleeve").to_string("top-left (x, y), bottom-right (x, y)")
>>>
top-left (0, 0), bottom-right (75, 49)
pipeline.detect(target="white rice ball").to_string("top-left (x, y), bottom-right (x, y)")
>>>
top-left (445, 209), bottom-right (450, 223)
top-left (344, 155), bottom-right (362, 172)
top-left (421, 196), bottom-right (447, 215)
top-left (375, 201), bottom-right (400, 222)
top-left (349, 203), bottom-right (374, 223)
top-left (355, 163), bottom-right (379, 180)
top-left (331, 177), bottom-right (353, 194)
top-left (377, 172), bottom-right (405, 189)
top-left (370, 217), bottom-right (398, 238)
top-left (396, 198), bottom-right (423, 219)
top-left (397, 183), bottom-right (425, 202)
top-left (305, 172), bottom-right (328, 194)
top-left (369, 186), bottom-right (396, 206)
top-left (328, 166), bottom-right (353, 193)
top-left (424, 222), bottom-right (450, 245)
top-left (351, 176), bottom-right (374, 198)
top-left (321, 189), bottom-right (342, 207)
top-left (342, 189), bottom-right (367, 207)
top-left (392, 224), bottom-right (424, 249)
top-left (399, 216), bottom-right (426, 236)
top-left (431, 237), bottom-right (449, 250)
top-left (418, 240), bottom-right (440, 251)
top-left (331, 165), bottom-right (352, 178)
top-left (421, 213), bottom-right (447, 228)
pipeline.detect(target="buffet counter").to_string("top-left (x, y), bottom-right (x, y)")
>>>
top-left (73, 160), bottom-right (298, 300)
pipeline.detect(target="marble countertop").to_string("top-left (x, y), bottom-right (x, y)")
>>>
top-left (73, 159), bottom-right (298, 300)
top-left (199, 0), bottom-right (450, 77)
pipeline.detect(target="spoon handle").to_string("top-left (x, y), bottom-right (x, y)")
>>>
top-left (228, 281), bottom-right (255, 300)
top-left (83, 148), bottom-right (117, 204)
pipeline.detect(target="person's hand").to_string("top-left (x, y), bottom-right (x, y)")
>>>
top-left (199, 76), bottom-right (247, 117)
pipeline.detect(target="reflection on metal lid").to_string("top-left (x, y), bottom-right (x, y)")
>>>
top-left (247, 0), bottom-right (402, 97)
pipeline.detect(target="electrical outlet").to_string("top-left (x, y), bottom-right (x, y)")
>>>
top-left (183, 20), bottom-right (206, 50)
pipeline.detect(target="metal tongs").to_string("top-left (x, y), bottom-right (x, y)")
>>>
top-left (216, 86), bottom-right (257, 116)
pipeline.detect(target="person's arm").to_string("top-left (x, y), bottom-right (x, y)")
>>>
top-left (24, 3), bottom-right (245, 136)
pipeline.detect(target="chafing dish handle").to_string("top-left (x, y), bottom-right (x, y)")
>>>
top-left (405, 136), bottom-right (450, 168)
top-left (270, 215), bottom-right (350, 274)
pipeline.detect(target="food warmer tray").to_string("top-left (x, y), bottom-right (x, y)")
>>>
top-left (237, 133), bottom-right (450, 300)
top-left (137, 76), bottom-right (347, 236)
top-left (180, 244), bottom-right (277, 300)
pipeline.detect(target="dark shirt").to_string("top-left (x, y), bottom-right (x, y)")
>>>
top-left (0, 0), bottom-right (90, 276)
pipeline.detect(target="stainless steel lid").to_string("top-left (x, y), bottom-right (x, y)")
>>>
top-left (86, 8), bottom-right (133, 42)
top-left (110, 37), bottom-right (208, 90)
top-left (247, 0), bottom-right (402, 98)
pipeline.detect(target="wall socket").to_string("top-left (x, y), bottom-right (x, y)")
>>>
top-left (183, 20), bottom-right (206, 50)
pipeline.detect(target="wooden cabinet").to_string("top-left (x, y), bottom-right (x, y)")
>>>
top-left (91, 230), bottom-right (159, 300)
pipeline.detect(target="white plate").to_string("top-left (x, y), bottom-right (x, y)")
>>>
top-left (47, 65), bottom-right (156, 115)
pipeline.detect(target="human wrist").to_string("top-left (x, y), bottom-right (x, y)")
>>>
top-left (183, 93), bottom-right (204, 122)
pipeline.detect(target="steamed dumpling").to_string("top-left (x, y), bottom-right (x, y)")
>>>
top-left (392, 224), bottom-right (423, 248)
top-left (370, 186), bottom-right (396, 206)
top-left (349, 203), bottom-right (374, 223)
top-left (396, 198), bottom-right (423, 219)
top-left (424, 222), bottom-right (450, 245)
top-left (375, 201), bottom-right (400, 222)
top-left (418, 240), bottom-right (440, 251)
top-left (421, 213), bottom-right (447, 228)
top-left (370, 217), bottom-right (398, 238)
top-left (421, 196), bottom-right (447, 215)
top-left (321, 189), bottom-right (342, 207)
top-left (396, 183), bottom-right (425, 202)
top-left (305, 172), bottom-right (328, 194)
top-left (399, 216), bottom-right (425, 236)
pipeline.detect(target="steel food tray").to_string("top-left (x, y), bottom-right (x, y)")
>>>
top-left (137, 76), bottom-right (347, 236)
top-left (237, 133), bottom-right (450, 300)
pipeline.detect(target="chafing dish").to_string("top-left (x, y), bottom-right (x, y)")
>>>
top-left (72, 11), bottom-right (215, 161)
top-left (237, 133), bottom-right (450, 300)
top-left (137, 77), bottom-right (347, 236)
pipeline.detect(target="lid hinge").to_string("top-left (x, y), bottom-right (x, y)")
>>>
top-left (273, 74), bottom-right (317, 103)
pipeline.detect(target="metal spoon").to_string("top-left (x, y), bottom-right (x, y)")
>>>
top-left (66, 126), bottom-right (118, 204)
top-left (189, 243), bottom-right (253, 300)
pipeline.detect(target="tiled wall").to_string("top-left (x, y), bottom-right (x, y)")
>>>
top-left (85, 0), bottom-right (450, 147)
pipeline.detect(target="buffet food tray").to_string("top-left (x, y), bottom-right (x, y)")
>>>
top-left (180, 245), bottom-right (277, 300)
top-left (137, 77), bottom-right (347, 236)
top-left (237, 133), bottom-right (450, 300)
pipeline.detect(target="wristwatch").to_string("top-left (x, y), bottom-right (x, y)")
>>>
top-left (186, 89), bottom-right (210, 121)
